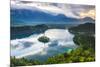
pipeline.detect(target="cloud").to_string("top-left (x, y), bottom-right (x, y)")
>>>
top-left (11, 29), bottom-right (76, 58)
top-left (80, 9), bottom-right (95, 19)
top-left (11, 0), bottom-right (95, 19)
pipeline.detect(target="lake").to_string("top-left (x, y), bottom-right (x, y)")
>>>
top-left (11, 28), bottom-right (77, 62)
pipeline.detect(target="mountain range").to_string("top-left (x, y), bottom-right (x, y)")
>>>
top-left (11, 8), bottom-right (94, 26)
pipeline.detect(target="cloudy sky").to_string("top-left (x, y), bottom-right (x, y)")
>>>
top-left (11, 0), bottom-right (95, 19)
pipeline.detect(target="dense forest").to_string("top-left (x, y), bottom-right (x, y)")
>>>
top-left (10, 23), bottom-right (95, 66)
top-left (69, 23), bottom-right (95, 34)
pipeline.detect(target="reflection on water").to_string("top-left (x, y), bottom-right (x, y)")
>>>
top-left (11, 29), bottom-right (77, 61)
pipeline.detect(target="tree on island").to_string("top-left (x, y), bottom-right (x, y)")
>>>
top-left (38, 36), bottom-right (50, 51)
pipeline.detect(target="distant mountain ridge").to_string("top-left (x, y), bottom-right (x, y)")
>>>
top-left (81, 17), bottom-right (95, 23)
top-left (11, 8), bottom-right (95, 26)
top-left (11, 8), bottom-right (79, 26)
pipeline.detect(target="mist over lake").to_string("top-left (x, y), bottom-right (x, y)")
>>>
top-left (11, 29), bottom-right (77, 61)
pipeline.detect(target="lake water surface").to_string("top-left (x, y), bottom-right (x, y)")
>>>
top-left (11, 29), bottom-right (77, 62)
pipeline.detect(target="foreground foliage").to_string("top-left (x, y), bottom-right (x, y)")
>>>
top-left (10, 57), bottom-right (41, 66)
top-left (11, 47), bottom-right (95, 66)
top-left (45, 48), bottom-right (95, 64)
